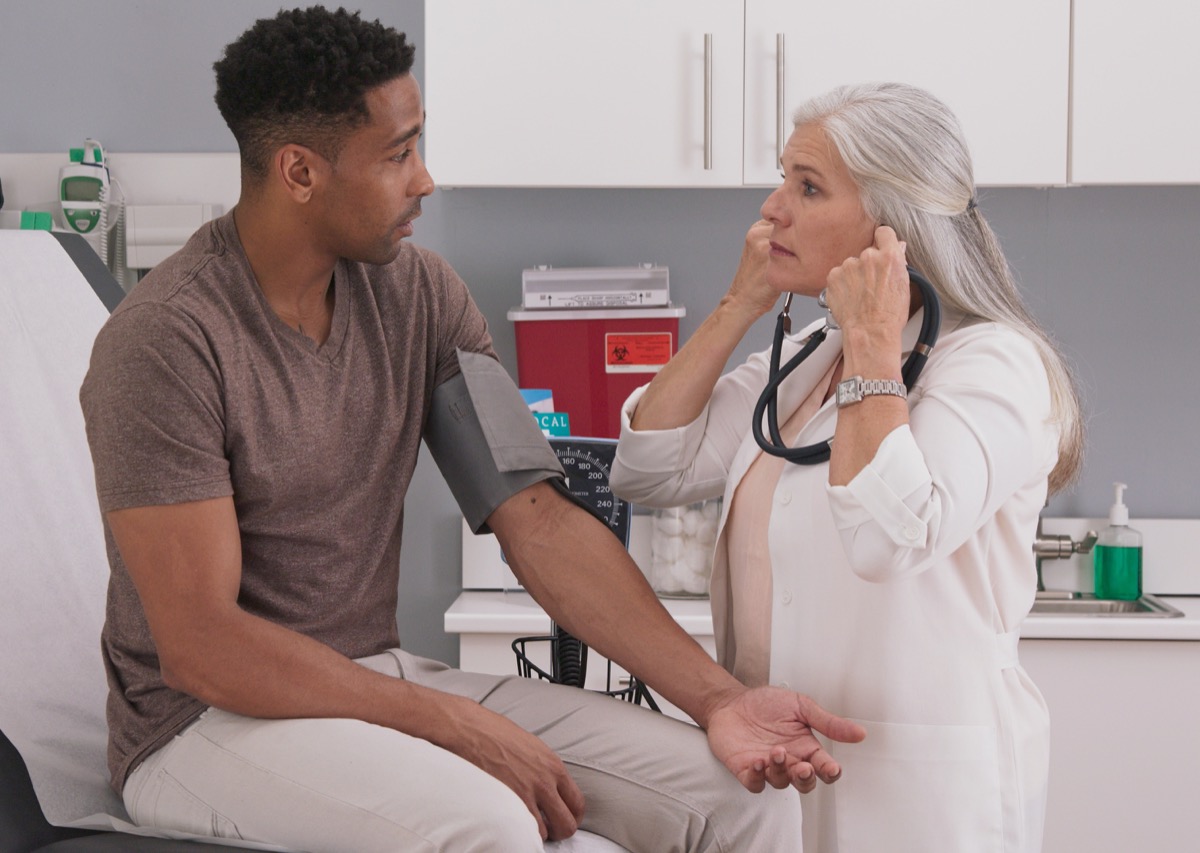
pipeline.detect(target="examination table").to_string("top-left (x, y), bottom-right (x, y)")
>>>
top-left (0, 231), bottom-right (623, 852)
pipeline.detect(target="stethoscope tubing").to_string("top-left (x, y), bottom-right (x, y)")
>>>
top-left (751, 266), bottom-right (941, 465)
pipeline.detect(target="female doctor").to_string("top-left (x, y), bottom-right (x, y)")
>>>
top-left (610, 82), bottom-right (1083, 853)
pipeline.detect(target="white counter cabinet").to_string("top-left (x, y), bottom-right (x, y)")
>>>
top-left (1021, 634), bottom-right (1200, 853)
top-left (425, 0), bottom-right (1069, 187)
top-left (446, 593), bottom-right (1200, 848)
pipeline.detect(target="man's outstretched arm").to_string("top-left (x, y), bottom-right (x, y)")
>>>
top-left (488, 481), bottom-right (866, 793)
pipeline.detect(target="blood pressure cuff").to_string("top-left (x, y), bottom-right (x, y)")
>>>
top-left (424, 349), bottom-right (565, 534)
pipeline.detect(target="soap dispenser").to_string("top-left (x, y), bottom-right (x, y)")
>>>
top-left (1093, 482), bottom-right (1142, 600)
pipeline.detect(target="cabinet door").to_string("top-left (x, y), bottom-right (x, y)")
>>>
top-left (1072, 0), bottom-right (1200, 184)
top-left (743, 0), bottom-right (1070, 187)
top-left (424, 0), bottom-right (744, 187)
top-left (1021, 639), bottom-right (1200, 852)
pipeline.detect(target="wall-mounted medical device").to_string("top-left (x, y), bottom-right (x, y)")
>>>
top-left (59, 139), bottom-right (110, 235)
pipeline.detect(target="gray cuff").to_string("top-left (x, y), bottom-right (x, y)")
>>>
top-left (424, 350), bottom-right (564, 533)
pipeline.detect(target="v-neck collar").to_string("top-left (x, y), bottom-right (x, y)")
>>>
top-left (220, 214), bottom-right (351, 363)
top-left (262, 265), bottom-right (350, 362)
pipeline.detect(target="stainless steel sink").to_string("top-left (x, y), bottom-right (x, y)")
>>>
top-left (1030, 592), bottom-right (1183, 617)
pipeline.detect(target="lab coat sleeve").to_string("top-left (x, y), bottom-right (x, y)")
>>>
top-left (826, 323), bottom-right (1059, 583)
top-left (610, 344), bottom-right (776, 508)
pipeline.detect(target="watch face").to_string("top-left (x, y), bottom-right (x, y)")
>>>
top-left (836, 378), bottom-right (860, 407)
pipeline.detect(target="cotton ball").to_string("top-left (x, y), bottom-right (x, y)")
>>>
top-left (676, 539), bottom-right (699, 575)
top-left (652, 531), bottom-right (683, 563)
top-left (663, 553), bottom-right (689, 591)
top-left (650, 501), bottom-right (722, 596)
top-left (682, 569), bottom-right (709, 596)
top-left (654, 512), bottom-right (683, 537)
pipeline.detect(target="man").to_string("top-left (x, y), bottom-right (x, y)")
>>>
top-left (80, 8), bottom-right (864, 851)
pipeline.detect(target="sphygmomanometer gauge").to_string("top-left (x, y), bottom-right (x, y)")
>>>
top-left (548, 436), bottom-right (631, 549)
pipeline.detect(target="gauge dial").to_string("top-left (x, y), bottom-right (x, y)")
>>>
top-left (549, 436), bottom-right (630, 547)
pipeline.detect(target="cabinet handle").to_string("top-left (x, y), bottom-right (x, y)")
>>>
top-left (776, 33), bottom-right (786, 164)
top-left (704, 33), bottom-right (713, 170)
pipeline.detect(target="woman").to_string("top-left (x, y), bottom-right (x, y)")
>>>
top-left (610, 82), bottom-right (1082, 853)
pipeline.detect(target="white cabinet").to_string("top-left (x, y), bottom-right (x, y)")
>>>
top-left (1021, 639), bottom-right (1200, 852)
top-left (425, 1), bottom-right (1070, 187)
top-left (1071, 0), bottom-right (1200, 184)
top-left (424, 1), bottom-right (745, 187)
top-left (743, 0), bottom-right (1070, 186)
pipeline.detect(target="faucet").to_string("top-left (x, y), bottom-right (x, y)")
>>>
top-left (1033, 514), bottom-right (1097, 594)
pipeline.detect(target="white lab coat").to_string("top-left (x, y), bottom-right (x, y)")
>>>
top-left (611, 307), bottom-right (1056, 853)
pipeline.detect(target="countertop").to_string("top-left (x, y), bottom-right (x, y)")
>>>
top-left (445, 590), bottom-right (1200, 642)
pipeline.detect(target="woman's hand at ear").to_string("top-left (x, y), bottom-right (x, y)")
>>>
top-left (823, 225), bottom-right (911, 342)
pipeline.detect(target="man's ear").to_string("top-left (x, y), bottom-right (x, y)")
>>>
top-left (274, 144), bottom-right (327, 203)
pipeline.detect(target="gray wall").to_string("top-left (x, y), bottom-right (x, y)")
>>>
top-left (4, 2), bottom-right (1198, 665)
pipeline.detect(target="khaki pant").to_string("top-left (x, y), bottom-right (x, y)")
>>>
top-left (123, 650), bottom-right (802, 852)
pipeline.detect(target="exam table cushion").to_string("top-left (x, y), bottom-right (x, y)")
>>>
top-left (2, 726), bottom-right (232, 853)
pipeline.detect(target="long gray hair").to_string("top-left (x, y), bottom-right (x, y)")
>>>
top-left (793, 81), bottom-right (1083, 493)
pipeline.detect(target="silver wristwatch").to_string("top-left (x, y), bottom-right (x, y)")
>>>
top-left (835, 376), bottom-right (907, 408)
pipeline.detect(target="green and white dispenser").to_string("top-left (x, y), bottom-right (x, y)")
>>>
top-left (1093, 482), bottom-right (1143, 600)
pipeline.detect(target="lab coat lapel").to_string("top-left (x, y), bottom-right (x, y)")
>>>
top-left (710, 318), bottom-right (841, 674)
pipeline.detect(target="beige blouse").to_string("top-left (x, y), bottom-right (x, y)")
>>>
top-left (720, 356), bottom-right (842, 688)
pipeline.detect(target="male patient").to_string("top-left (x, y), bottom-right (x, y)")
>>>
top-left (79, 7), bottom-right (863, 851)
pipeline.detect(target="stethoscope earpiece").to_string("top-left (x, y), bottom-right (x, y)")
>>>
top-left (816, 288), bottom-right (839, 330)
top-left (751, 267), bottom-right (941, 465)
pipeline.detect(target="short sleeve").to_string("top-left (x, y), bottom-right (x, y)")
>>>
top-left (80, 304), bottom-right (233, 512)
top-left (415, 248), bottom-right (494, 388)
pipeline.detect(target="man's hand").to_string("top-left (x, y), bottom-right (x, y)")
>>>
top-left (705, 686), bottom-right (866, 794)
top-left (438, 695), bottom-right (586, 842)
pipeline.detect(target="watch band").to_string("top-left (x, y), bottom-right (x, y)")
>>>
top-left (836, 375), bottom-right (907, 408)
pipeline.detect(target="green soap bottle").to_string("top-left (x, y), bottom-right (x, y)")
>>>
top-left (1093, 482), bottom-right (1142, 601)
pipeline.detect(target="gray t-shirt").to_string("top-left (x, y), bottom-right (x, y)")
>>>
top-left (80, 211), bottom-right (493, 791)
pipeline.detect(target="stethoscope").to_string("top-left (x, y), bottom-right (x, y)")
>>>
top-left (751, 267), bottom-right (941, 465)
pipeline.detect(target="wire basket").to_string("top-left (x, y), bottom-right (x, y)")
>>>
top-left (512, 626), bottom-right (660, 711)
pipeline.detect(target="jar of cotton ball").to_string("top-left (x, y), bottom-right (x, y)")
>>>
top-left (647, 499), bottom-right (721, 598)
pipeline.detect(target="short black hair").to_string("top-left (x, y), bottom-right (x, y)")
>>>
top-left (213, 6), bottom-right (415, 179)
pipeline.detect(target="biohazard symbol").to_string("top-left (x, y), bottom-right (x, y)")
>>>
top-left (611, 344), bottom-right (630, 362)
